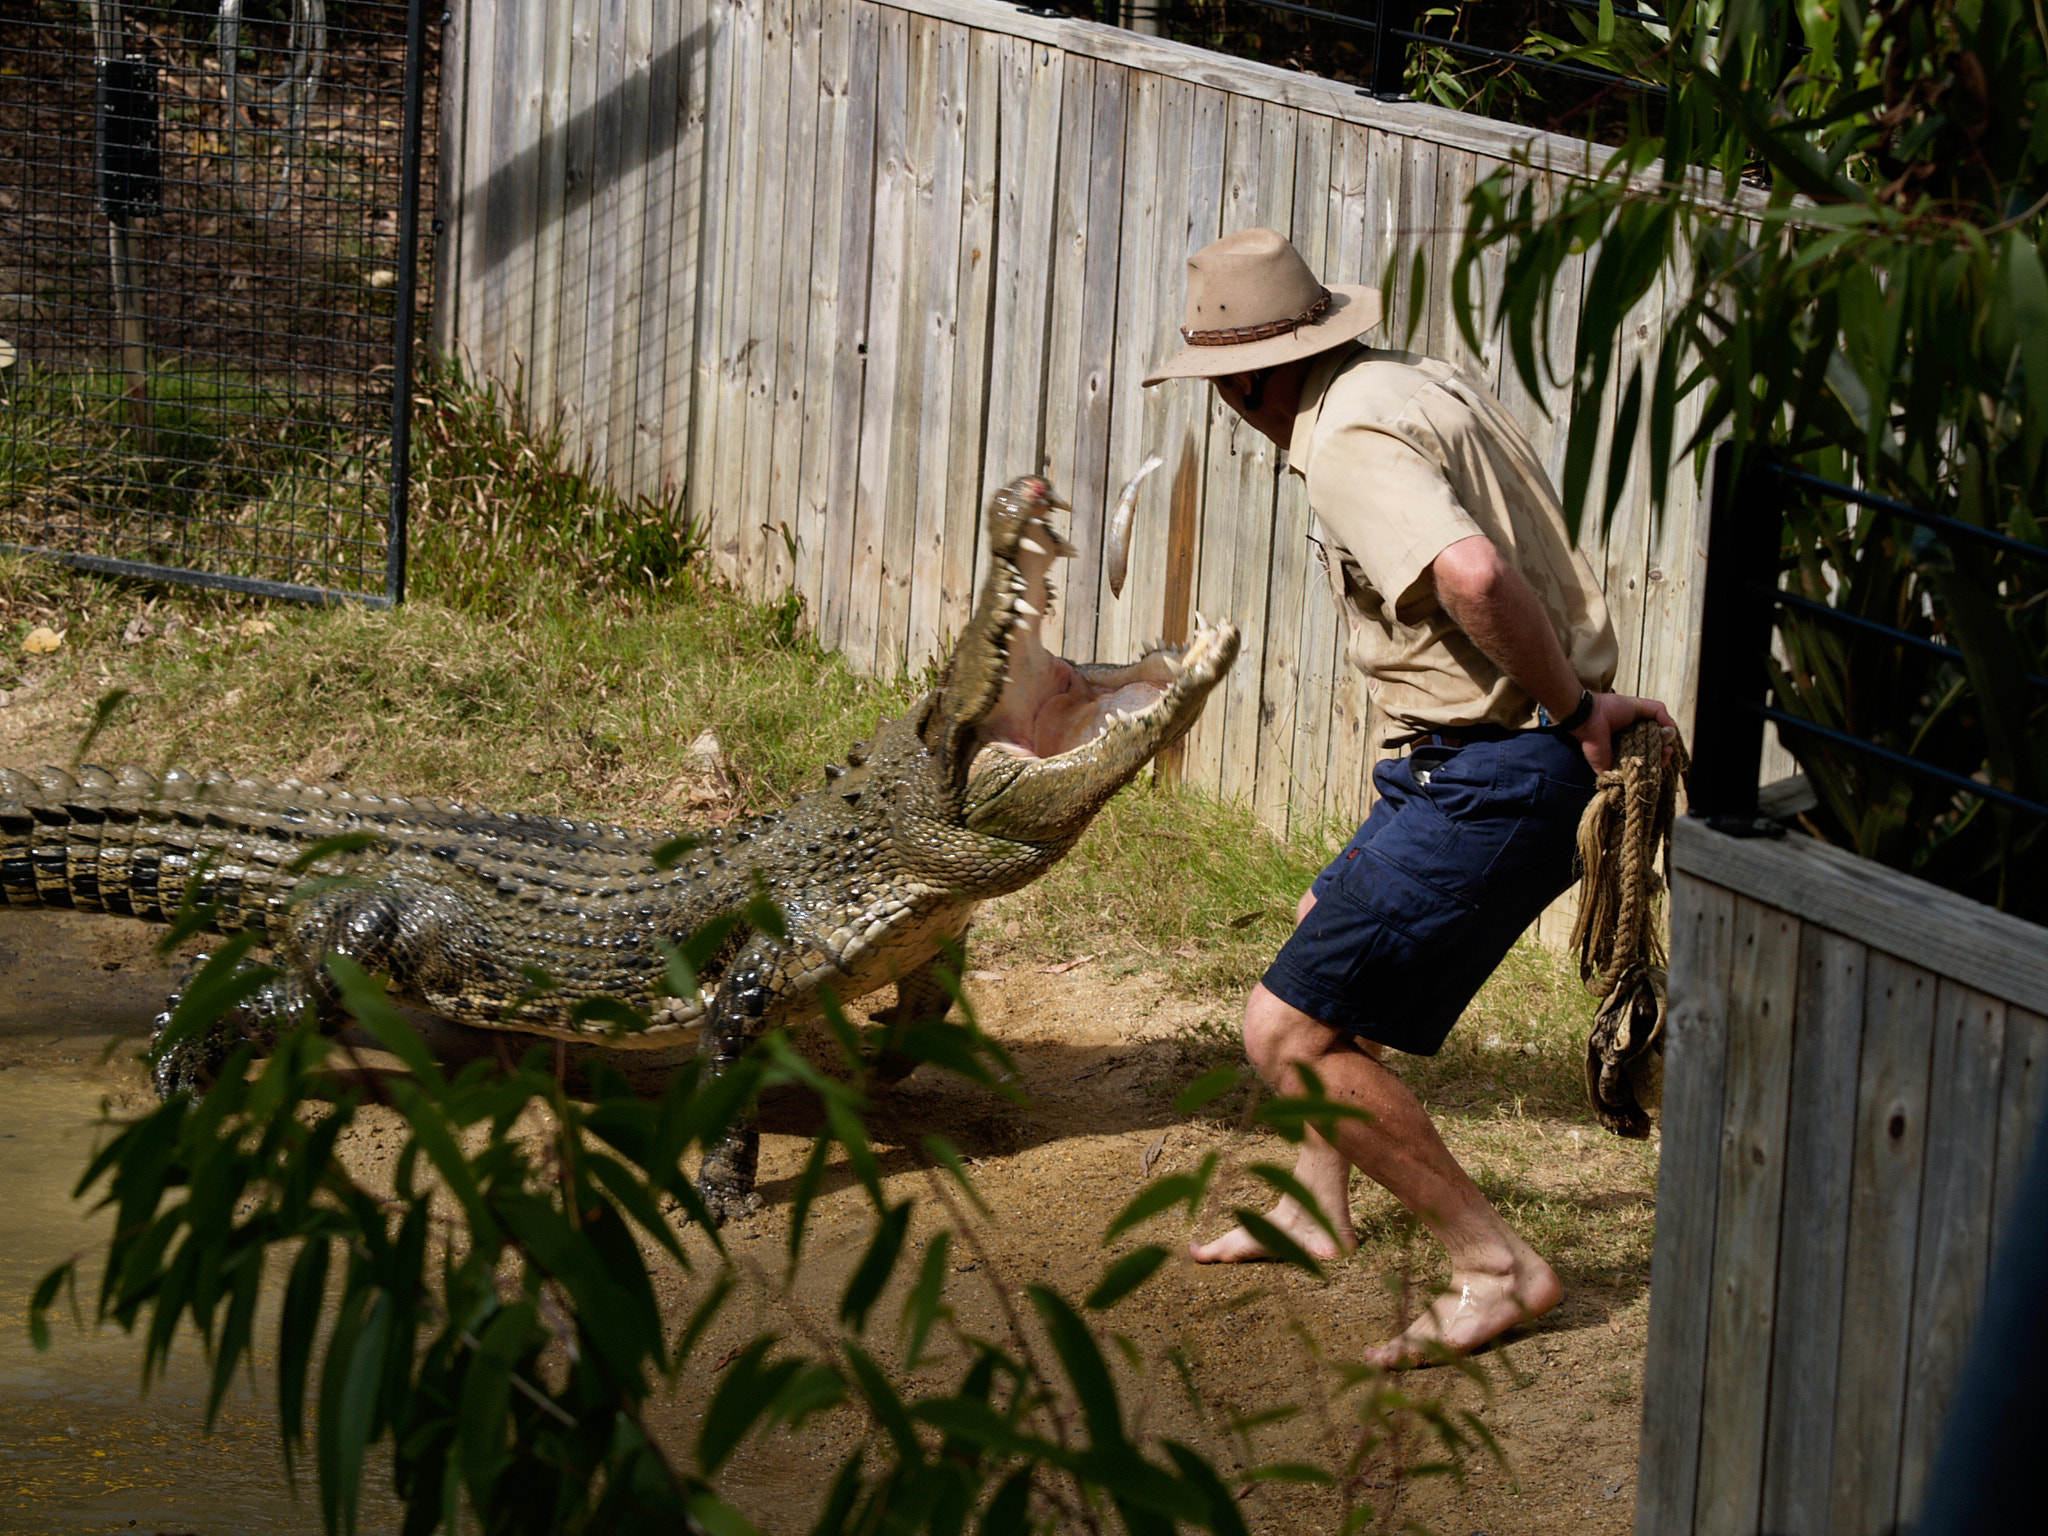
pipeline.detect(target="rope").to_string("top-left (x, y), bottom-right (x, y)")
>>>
top-left (1570, 718), bottom-right (1690, 1139)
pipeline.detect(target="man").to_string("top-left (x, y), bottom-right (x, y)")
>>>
top-left (1143, 228), bottom-right (1675, 1367)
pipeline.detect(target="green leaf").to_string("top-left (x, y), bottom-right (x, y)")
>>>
top-left (839, 1199), bottom-right (912, 1334)
top-left (326, 957), bottom-right (444, 1091)
top-left (277, 1235), bottom-right (332, 1471)
top-left (1105, 1154), bottom-right (1217, 1242)
top-left (1085, 1246), bottom-right (1170, 1311)
top-left (674, 1269), bottom-right (736, 1369)
top-left (27, 1261), bottom-right (75, 1352)
top-left (786, 1134), bottom-right (835, 1280)
top-left (584, 1151), bottom-right (688, 1266)
top-left (1243, 1460), bottom-right (1337, 1483)
top-left (901, 1230), bottom-right (954, 1369)
top-left (1604, 364), bottom-right (1645, 530)
top-left (697, 1336), bottom-right (804, 1475)
top-left (1027, 1286), bottom-right (1125, 1449)
top-left (977, 1467), bottom-right (1034, 1536)
top-left (2000, 231), bottom-right (2048, 464)
top-left (149, 936), bottom-right (273, 1068)
top-left (841, 1341), bottom-right (921, 1459)
top-left (318, 1287), bottom-right (391, 1536)
top-left (204, 1248), bottom-right (264, 1430)
top-left (1244, 1162), bottom-right (1344, 1253)
top-left (1227, 1209), bottom-right (1327, 1278)
top-left (568, 995), bottom-right (656, 1037)
top-left (1173, 1065), bottom-right (1243, 1114)
top-left (921, 1135), bottom-right (991, 1215)
top-left (1165, 1439), bottom-right (1254, 1536)
top-left (457, 1301), bottom-right (533, 1501)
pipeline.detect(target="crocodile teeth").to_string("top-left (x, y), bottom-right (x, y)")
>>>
top-left (1014, 598), bottom-right (1040, 617)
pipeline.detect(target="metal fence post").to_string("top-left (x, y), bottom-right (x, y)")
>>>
top-left (386, 0), bottom-right (432, 607)
top-left (1689, 442), bottom-right (1783, 829)
top-left (1369, 0), bottom-right (1413, 99)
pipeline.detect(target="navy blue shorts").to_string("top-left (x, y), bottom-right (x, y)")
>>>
top-left (1262, 730), bottom-right (1595, 1055)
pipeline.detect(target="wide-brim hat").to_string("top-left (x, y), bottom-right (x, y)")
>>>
top-left (1142, 227), bottom-right (1382, 386)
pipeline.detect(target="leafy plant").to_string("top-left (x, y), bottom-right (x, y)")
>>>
top-left (31, 886), bottom-right (1494, 1533)
top-left (1454, 0), bottom-right (2048, 919)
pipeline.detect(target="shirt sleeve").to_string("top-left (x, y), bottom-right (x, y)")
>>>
top-left (1309, 417), bottom-right (1483, 617)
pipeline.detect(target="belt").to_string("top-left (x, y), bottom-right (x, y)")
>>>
top-left (1404, 723), bottom-right (1533, 751)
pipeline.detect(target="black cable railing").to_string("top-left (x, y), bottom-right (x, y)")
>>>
top-left (1690, 442), bottom-right (2048, 834)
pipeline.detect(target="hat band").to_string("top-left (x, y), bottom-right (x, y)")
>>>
top-left (1180, 288), bottom-right (1331, 347)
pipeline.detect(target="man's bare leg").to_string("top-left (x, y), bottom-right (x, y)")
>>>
top-left (1193, 977), bottom-right (1562, 1365)
top-left (1188, 1128), bottom-right (1356, 1263)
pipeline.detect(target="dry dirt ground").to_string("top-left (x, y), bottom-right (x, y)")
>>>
top-left (1, 671), bottom-right (1655, 1536)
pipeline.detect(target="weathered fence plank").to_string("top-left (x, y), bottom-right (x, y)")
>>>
top-left (627, 0), bottom-right (680, 498)
top-left (576, 0), bottom-right (628, 477)
top-left (736, 0), bottom-right (795, 599)
top-left (1896, 982), bottom-right (2009, 1517)
top-left (901, 18), bottom-right (969, 667)
top-left (553, 0), bottom-right (602, 463)
top-left (816, 0), bottom-right (879, 653)
top-left (656, 0), bottom-right (713, 505)
top-left (765, 0), bottom-right (823, 583)
top-left (874, 6), bottom-right (930, 669)
top-left (846, 3), bottom-right (910, 671)
top-left (982, 32), bottom-right (1062, 509)
top-left (1995, 1006), bottom-right (2048, 1235)
top-left (606, 0), bottom-right (659, 491)
top-left (1250, 111), bottom-right (1328, 836)
top-left (1635, 871), bottom-right (1736, 1535)
top-left (794, 0), bottom-right (853, 622)
top-left (1755, 926), bottom-right (1866, 1535)
top-left (1693, 896), bottom-right (1799, 1536)
top-left (527, 0), bottom-right (574, 422)
top-left (1830, 951), bottom-right (1938, 1534)
top-left (1095, 66), bottom-right (1165, 672)
top-left (461, 0), bottom-right (500, 373)
top-left (938, 27), bottom-right (1000, 647)
top-left (1060, 62), bottom-right (1127, 662)
top-left (1038, 52), bottom-right (1098, 662)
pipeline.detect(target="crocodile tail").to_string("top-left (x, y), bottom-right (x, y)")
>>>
top-left (1, 764), bottom-right (283, 933)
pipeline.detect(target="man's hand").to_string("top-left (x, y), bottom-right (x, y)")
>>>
top-left (1569, 692), bottom-right (1678, 775)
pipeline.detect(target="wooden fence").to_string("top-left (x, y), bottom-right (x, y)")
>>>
top-left (432, 0), bottom-right (1721, 859)
top-left (1641, 816), bottom-right (2048, 1535)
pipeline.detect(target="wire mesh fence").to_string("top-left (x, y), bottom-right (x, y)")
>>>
top-left (0, 0), bottom-right (436, 606)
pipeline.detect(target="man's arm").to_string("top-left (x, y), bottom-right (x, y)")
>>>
top-left (1428, 534), bottom-right (1674, 774)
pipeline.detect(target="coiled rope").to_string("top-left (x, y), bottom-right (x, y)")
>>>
top-left (1570, 718), bottom-right (1690, 1139)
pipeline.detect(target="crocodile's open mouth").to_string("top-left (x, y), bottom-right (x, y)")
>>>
top-left (969, 483), bottom-right (1237, 769)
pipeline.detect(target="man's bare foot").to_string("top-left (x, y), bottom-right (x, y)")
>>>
top-left (1364, 1258), bottom-right (1564, 1368)
top-left (1189, 1194), bottom-right (1357, 1264)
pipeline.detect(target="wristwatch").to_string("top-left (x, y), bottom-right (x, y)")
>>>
top-left (1550, 687), bottom-right (1596, 735)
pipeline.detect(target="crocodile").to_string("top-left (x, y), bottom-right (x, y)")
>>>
top-left (0, 475), bottom-right (1239, 1219)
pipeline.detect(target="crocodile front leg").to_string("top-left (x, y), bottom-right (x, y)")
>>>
top-left (695, 934), bottom-right (794, 1223)
top-left (149, 961), bottom-right (316, 1097)
top-left (865, 956), bottom-right (960, 1086)
top-left (150, 877), bottom-right (501, 1100)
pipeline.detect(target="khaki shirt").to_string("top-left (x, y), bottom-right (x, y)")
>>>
top-left (1288, 345), bottom-right (1618, 746)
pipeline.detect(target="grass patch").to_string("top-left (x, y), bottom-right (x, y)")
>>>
top-left (988, 781), bottom-right (1336, 992)
top-left (4, 372), bottom-right (917, 820)
top-left (2, 362), bottom-right (391, 590)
